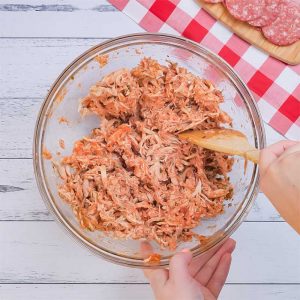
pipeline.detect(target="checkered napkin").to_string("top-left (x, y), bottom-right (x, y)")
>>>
top-left (109, 0), bottom-right (300, 140)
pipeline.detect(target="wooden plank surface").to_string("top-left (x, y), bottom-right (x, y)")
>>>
top-left (1, 284), bottom-right (300, 300)
top-left (0, 97), bottom-right (285, 159)
top-left (0, 158), bottom-right (283, 222)
top-left (0, 38), bottom-right (107, 99)
top-left (0, 38), bottom-right (287, 158)
top-left (198, 0), bottom-right (300, 65)
top-left (0, 222), bottom-right (299, 283)
top-left (1, 0), bottom-right (299, 299)
top-left (0, 0), bottom-right (143, 38)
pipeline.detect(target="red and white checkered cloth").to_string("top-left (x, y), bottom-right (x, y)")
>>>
top-left (109, 0), bottom-right (300, 140)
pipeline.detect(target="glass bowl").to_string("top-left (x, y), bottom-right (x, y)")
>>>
top-left (33, 33), bottom-right (265, 268)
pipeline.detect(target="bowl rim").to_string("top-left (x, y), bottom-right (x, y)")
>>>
top-left (33, 32), bottom-right (266, 268)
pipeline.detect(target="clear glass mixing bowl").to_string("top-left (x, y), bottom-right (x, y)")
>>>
top-left (33, 33), bottom-right (265, 268)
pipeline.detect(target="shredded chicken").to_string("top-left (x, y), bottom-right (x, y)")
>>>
top-left (58, 116), bottom-right (69, 125)
top-left (59, 139), bottom-right (65, 149)
top-left (43, 148), bottom-right (52, 160)
top-left (95, 54), bottom-right (109, 68)
top-left (144, 253), bottom-right (162, 265)
top-left (57, 58), bottom-right (234, 250)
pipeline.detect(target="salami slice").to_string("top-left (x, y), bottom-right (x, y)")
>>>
top-left (262, 0), bottom-right (300, 46)
top-left (225, 0), bottom-right (266, 21)
top-left (248, 0), bottom-right (282, 27)
top-left (203, 0), bottom-right (223, 3)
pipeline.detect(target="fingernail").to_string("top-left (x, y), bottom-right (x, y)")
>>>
top-left (181, 248), bottom-right (190, 253)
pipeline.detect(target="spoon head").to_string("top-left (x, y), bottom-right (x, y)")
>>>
top-left (179, 129), bottom-right (255, 156)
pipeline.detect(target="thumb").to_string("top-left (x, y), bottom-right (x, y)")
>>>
top-left (169, 249), bottom-right (193, 283)
top-left (259, 140), bottom-right (298, 175)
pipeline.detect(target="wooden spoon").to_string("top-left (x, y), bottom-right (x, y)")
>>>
top-left (179, 129), bottom-right (300, 234)
top-left (179, 129), bottom-right (259, 163)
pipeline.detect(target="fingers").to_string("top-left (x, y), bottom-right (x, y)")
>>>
top-left (189, 238), bottom-right (235, 277)
top-left (279, 142), bottom-right (300, 159)
top-left (140, 242), bottom-right (168, 290)
top-left (188, 244), bottom-right (223, 277)
top-left (169, 249), bottom-right (193, 283)
top-left (194, 238), bottom-right (235, 285)
top-left (259, 140), bottom-right (298, 175)
top-left (206, 253), bottom-right (232, 298)
top-left (143, 268), bottom-right (169, 291)
top-left (264, 140), bottom-right (298, 158)
top-left (140, 241), bottom-right (154, 258)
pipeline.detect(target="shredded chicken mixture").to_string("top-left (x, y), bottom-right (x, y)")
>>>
top-left (57, 58), bottom-right (234, 250)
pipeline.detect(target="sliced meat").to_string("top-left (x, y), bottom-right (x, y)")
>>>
top-left (248, 0), bottom-right (282, 27)
top-left (203, 0), bottom-right (223, 3)
top-left (225, 0), bottom-right (266, 21)
top-left (262, 0), bottom-right (300, 46)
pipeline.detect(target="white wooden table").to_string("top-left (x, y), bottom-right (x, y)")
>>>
top-left (0, 1), bottom-right (299, 299)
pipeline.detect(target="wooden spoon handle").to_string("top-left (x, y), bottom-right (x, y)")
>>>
top-left (245, 149), bottom-right (260, 164)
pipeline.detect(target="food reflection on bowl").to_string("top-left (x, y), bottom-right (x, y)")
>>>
top-left (34, 33), bottom-right (265, 268)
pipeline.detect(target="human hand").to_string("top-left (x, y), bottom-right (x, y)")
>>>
top-left (142, 238), bottom-right (236, 300)
top-left (260, 140), bottom-right (300, 233)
